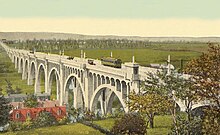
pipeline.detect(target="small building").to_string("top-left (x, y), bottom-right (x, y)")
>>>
top-left (10, 106), bottom-right (66, 122)
top-left (5, 93), bottom-right (50, 102)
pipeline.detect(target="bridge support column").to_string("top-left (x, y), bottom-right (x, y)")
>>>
top-left (15, 58), bottom-right (17, 69)
top-left (44, 60), bottom-right (48, 94)
top-left (59, 63), bottom-right (64, 106)
top-left (83, 69), bottom-right (89, 110)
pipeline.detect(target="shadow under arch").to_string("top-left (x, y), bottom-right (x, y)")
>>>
top-left (90, 84), bottom-right (127, 114)
top-left (36, 63), bottom-right (47, 94)
top-left (48, 67), bottom-right (60, 100)
top-left (29, 61), bottom-right (36, 86)
top-left (64, 74), bottom-right (85, 109)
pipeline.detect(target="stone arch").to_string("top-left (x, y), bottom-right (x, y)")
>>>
top-left (93, 73), bottom-right (97, 90)
top-left (16, 57), bottom-right (19, 69)
top-left (110, 78), bottom-right (115, 86)
top-left (13, 56), bottom-right (16, 63)
top-left (90, 84), bottom-right (127, 114)
top-left (23, 59), bottom-right (29, 80)
top-left (116, 79), bottom-right (121, 92)
top-left (35, 64), bottom-right (47, 94)
top-left (64, 74), bottom-right (85, 109)
top-left (48, 67), bottom-right (60, 100)
top-left (28, 61), bottom-right (36, 86)
top-left (121, 81), bottom-right (127, 99)
top-left (106, 77), bottom-right (110, 84)
top-left (19, 58), bottom-right (24, 73)
top-left (97, 74), bottom-right (101, 87)
top-left (101, 75), bottom-right (105, 84)
top-left (192, 103), bottom-right (211, 110)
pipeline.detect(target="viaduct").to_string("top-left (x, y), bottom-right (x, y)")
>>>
top-left (0, 42), bottom-right (210, 114)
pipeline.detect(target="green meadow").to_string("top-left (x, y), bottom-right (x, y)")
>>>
top-left (2, 123), bottom-right (104, 135)
top-left (0, 47), bottom-right (34, 94)
top-left (3, 115), bottom-right (172, 135)
top-left (93, 115), bottom-right (173, 135)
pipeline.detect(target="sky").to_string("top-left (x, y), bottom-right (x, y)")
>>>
top-left (0, 0), bottom-right (220, 36)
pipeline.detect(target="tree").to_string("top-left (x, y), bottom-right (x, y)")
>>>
top-left (184, 44), bottom-right (220, 135)
top-left (5, 79), bottom-right (14, 94)
top-left (0, 95), bottom-right (12, 127)
top-left (14, 86), bottom-right (22, 94)
top-left (139, 70), bottom-right (202, 134)
top-left (111, 113), bottom-right (147, 135)
top-left (23, 94), bottom-right (38, 108)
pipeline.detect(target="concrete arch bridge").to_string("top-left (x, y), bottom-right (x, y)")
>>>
top-left (0, 42), bottom-right (212, 114)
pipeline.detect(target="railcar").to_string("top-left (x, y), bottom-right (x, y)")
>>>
top-left (101, 57), bottom-right (122, 68)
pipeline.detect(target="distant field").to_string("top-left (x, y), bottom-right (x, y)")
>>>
top-left (2, 123), bottom-right (104, 135)
top-left (64, 48), bottom-right (201, 68)
top-left (8, 42), bottom-right (208, 68)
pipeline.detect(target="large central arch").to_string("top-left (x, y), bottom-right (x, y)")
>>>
top-left (90, 84), bottom-right (127, 114)
top-left (64, 74), bottom-right (85, 109)
top-left (48, 68), bottom-right (60, 100)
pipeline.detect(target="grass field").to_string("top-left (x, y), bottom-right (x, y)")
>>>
top-left (0, 47), bottom-right (34, 94)
top-left (9, 42), bottom-right (208, 68)
top-left (64, 48), bottom-right (201, 68)
top-left (2, 116), bottom-right (172, 135)
top-left (2, 123), bottom-right (104, 135)
top-left (93, 115), bottom-right (173, 135)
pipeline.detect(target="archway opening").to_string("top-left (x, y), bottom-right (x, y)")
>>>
top-left (36, 65), bottom-right (46, 93)
top-left (65, 76), bottom-right (85, 110)
top-left (91, 87), bottom-right (125, 116)
top-left (48, 69), bottom-right (60, 100)
top-left (20, 59), bottom-right (23, 73)
top-left (24, 60), bottom-right (28, 79)
top-left (16, 57), bottom-right (19, 69)
top-left (29, 62), bottom-right (36, 86)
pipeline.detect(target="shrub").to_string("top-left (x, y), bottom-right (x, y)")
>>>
top-left (8, 121), bottom-right (23, 131)
top-left (33, 111), bottom-right (58, 128)
top-left (58, 116), bottom-right (68, 125)
top-left (111, 113), bottom-right (147, 135)
top-left (169, 115), bottom-right (202, 135)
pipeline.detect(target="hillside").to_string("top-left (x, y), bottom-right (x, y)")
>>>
top-left (1, 32), bottom-right (220, 42)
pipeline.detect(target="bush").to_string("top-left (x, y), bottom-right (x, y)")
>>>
top-left (111, 113), bottom-right (147, 135)
top-left (33, 111), bottom-right (58, 128)
top-left (58, 117), bottom-right (68, 125)
top-left (8, 121), bottom-right (23, 131)
top-left (169, 115), bottom-right (202, 135)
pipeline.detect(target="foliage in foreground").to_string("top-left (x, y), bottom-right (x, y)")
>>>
top-left (111, 113), bottom-right (147, 135)
top-left (184, 44), bottom-right (220, 135)
top-left (23, 94), bottom-right (38, 108)
top-left (0, 94), bottom-right (12, 127)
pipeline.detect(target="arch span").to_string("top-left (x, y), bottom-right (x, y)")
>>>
top-left (48, 67), bottom-right (60, 100)
top-left (90, 84), bottom-right (127, 113)
top-left (35, 63), bottom-right (47, 94)
top-left (64, 74), bottom-right (85, 109)
top-left (28, 61), bottom-right (36, 86)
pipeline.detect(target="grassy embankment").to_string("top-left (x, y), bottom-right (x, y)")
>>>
top-left (93, 115), bottom-right (173, 135)
top-left (1, 123), bottom-right (104, 135)
top-left (0, 47), bottom-right (34, 94)
top-left (2, 115), bottom-right (172, 135)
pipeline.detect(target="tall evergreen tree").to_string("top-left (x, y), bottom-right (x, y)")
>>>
top-left (0, 93), bottom-right (11, 126)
